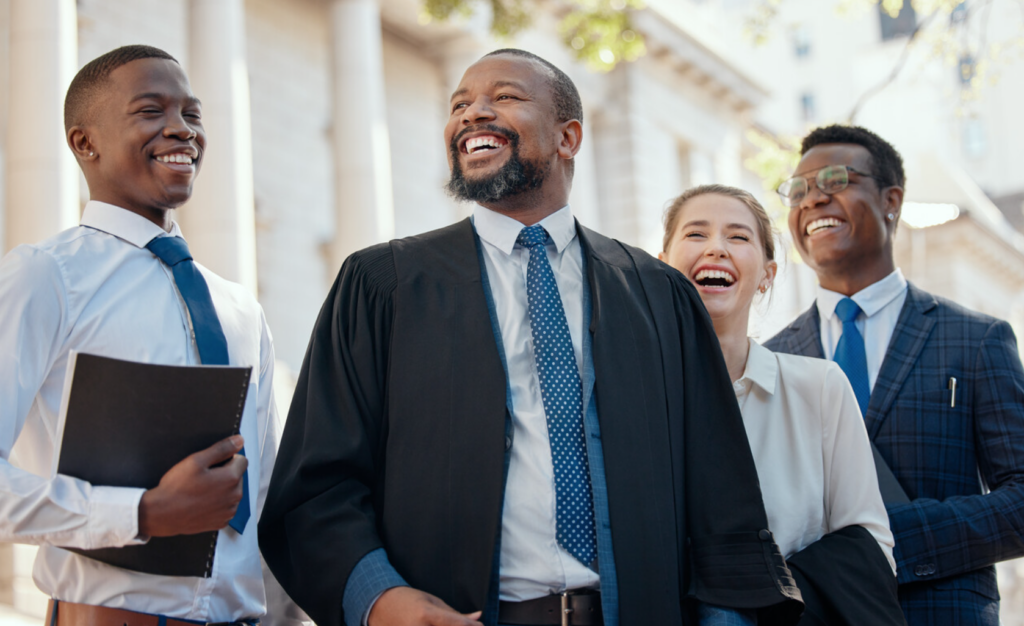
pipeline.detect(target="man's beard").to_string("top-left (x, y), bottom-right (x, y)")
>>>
top-left (446, 126), bottom-right (547, 204)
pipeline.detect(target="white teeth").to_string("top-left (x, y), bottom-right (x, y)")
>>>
top-left (157, 153), bottom-right (193, 165)
top-left (806, 217), bottom-right (841, 235)
top-left (465, 136), bottom-right (505, 153)
top-left (694, 269), bottom-right (736, 283)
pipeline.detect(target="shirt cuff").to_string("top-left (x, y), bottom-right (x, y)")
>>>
top-left (698, 604), bottom-right (758, 626)
top-left (88, 485), bottom-right (147, 547)
top-left (342, 548), bottom-right (408, 626)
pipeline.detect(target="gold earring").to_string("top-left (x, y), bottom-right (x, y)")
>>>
top-left (759, 285), bottom-right (767, 294)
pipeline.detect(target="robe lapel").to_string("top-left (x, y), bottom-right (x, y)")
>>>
top-left (577, 226), bottom-right (681, 624)
top-left (864, 284), bottom-right (937, 439)
top-left (390, 218), bottom-right (508, 608)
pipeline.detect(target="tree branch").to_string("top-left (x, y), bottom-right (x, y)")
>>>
top-left (846, 8), bottom-right (939, 123)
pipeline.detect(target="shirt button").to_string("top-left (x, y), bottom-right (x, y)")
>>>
top-left (504, 436), bottom-right (512, 451)
top-left (758, 529), bottom-right (772, 541)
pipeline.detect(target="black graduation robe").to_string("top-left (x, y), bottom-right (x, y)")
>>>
top-left (787, 525), bottom-right (906, 626)
top-left (258, 220), bottom-right (803, 626)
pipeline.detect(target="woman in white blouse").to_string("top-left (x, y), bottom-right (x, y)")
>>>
top-left (660, 184), bottom-right (900, 623)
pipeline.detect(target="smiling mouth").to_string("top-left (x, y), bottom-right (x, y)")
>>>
top-left (694, 269), bottom-right (736, 287)
top-left (463, 134), bottom-right (509, 155)
top-left (154, 150), bottom-right (194, 162)
top-left (805, 217), bottom-right (844, 236)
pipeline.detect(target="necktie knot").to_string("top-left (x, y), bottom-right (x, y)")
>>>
top-left (146, 236), bottom-right (193, 267)
top-left (835, 297), bottom-right (862, 323)
top-left (516, 224), bottom-right (549, 249)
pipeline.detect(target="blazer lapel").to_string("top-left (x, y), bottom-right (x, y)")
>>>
top-left (785, 305), bottom-right (825, 359)
top-left (864, 283), bottom-right (937, 439)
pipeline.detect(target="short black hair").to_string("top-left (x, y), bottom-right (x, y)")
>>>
top-left (64, 45), bottom-right (179, 132)
top-left (801, 124), bottom-right (906, 190)
top-left (484, 48), bottom-right (584, 124)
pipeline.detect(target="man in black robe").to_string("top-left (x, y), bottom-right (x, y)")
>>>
top-left (259, 49), bottom-right (802, 626)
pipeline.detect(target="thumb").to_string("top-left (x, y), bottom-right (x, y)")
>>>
top-left (191, 435), bottom-right (244, 468)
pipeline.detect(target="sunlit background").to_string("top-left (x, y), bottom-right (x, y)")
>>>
top-left (1, 0), bottom-right (1023, 623)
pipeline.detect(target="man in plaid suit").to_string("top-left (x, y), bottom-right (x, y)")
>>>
top-left (765, 124), bottom-right (1024, 625)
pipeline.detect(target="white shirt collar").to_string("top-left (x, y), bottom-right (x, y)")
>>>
top-left (473, 204), bottom-right (576, 256)
top-left (816, 268), bottom-right (908, 321)
top-left (80, 200), bottom-right (184, 249)
top-left (735, 338), bottom-right (778, 396)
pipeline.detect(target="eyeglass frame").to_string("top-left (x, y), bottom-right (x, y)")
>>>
top-left (776, 164), bottom-right (889, 207)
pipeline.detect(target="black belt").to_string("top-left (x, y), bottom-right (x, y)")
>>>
top-left (498, 591), bottom-right (602, 626)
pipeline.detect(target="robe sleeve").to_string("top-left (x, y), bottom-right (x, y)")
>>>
top-left (666, 271), bottom-right (803, 623)
top-left (258, 244), bottom-right (397, 626)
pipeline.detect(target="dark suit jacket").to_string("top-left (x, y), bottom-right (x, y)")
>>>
top-left (766, 283), bottom-right (1024, 626)
top-left (259, 220), bottom-right (802, 626)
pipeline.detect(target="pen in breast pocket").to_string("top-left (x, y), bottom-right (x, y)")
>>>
top-left (948, 377), bottom-right (957, 408)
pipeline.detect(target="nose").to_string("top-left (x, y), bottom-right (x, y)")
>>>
top-left (164, 109), bottom-right (198, 141)
top-left (461, 96), bottom-right (496, 125)
top-left (705, 238), bottom-right (728, 258)
top-left (797, 181), bottom-right (829, 212)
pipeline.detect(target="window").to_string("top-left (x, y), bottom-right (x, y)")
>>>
top-left (800, 93), bottom-right (816, 122)
top-left (958, 55), bottom-right (976, 86)
top-left (879, 3), bottom-right (917, 41)
top-left (962, 117), bottom-right (987, 160)
top-left (794, 26), bottom-right (811, 58)
top-left (950, 1), bottom-right (968, 25)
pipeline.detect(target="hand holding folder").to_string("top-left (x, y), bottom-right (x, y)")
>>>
top-left (138, 433), bottom-right (248, 538)
top-left (53, 351), bottom-right (252, 577)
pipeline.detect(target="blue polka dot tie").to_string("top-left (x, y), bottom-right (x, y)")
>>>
top-left (146, 236), bottom-right (250, 534)
top-left (833, 297), bottom-right (871, 416)
top-left (517, 224), bottom-right (597, 566)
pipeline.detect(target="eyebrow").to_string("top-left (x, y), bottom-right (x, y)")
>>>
top-left (681, 220), bottom-right (755, 233)
top-left (129, 93), bottom-right (202, 107)
top-left (449, 80), bottom-right (528, 102)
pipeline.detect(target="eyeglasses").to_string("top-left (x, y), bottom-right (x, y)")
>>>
top-left (776, 165), bottom-right (885, 207)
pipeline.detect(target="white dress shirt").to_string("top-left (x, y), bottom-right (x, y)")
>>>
top-left (0, 201), bottom-right (281, 622)
top-left (817, 269), bottom-right (909, 391)
top-left (473, 204), bottom-right (600, 602)
top-left (734, 339), bottom-right (896, 572)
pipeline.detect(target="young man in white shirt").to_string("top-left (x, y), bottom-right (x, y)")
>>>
top-left (0, 45), bottom-right (290, 625)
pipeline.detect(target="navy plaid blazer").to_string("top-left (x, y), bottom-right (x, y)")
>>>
top-left (765, 283), bottom-right (1024, 626)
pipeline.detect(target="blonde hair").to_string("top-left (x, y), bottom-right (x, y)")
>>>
top-left (662, 184), bottom-right (776, 262)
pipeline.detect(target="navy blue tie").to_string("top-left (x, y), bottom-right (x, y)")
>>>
top-left (517, 224), bottom-right (597, 566)
top-left (833, 297), bottom-right (871, 416)
top-left (146, 236), bottom-right (250, 534)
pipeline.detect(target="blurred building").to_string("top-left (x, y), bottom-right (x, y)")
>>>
top-left (0, 0), bottom-right (764, 619)
top-left (0, 0), bottom-right (1023, 622)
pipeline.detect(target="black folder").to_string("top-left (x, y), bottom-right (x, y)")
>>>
top-left (53, 352), bottom-right (251, 578)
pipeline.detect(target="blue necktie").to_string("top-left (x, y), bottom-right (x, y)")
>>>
top-left (833, 297), bottom-right (871, 416)
top-left (146, 236), bottom-right (250, 534)
top-left (517, 224), bottom-right (597, 566)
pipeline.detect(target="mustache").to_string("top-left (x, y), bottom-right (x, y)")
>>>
top-left (449, 124), bottom-right (519, 154)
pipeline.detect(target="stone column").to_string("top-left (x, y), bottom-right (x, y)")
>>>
top-left (182, 0), bottom-right (257, 294)
top-left (328, 0), bottom-right (395, 274)
top-left (5, 0), bottom-right (78, 251)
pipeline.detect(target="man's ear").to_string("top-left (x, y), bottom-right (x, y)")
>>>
top-left (885, 186), bottom-right (904, 227)
top-left (67, 126), bottom-right (97, 162)
top-left (557, 119), bottom-right (583, 161)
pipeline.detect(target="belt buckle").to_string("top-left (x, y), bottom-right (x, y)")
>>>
top-left (560, 591), bottom-right (572, 626)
